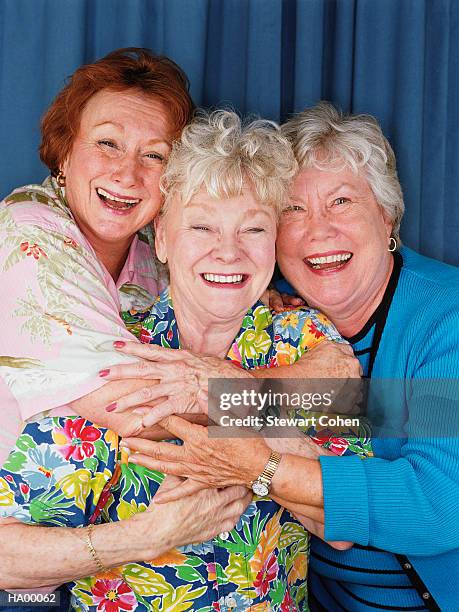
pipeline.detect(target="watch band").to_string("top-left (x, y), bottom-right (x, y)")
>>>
top-left (251, 451), bottom-right (281, 494)
top-left (260, 451), bottom-right (281, 483)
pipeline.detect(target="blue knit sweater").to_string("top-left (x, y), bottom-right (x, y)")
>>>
top-left (314, 247), bottom-right (459, 609)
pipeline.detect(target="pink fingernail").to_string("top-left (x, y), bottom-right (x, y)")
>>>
top-left (105, 402), bottom-right (117, 412)
top-left (99, 369), bottom-right (110, 377)
top-left (114, 341), bottom-right (126, 349)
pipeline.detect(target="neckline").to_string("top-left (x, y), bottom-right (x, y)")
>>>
top-left (345, 251), bottom-right (403, 344)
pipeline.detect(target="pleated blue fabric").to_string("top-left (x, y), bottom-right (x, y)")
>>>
top-left (1, 0), bottom-right (458, 264)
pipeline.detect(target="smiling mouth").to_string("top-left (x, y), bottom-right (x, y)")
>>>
top-left (96, 187), bottom-right (141, 211)
top-left (201, 273), bottom-right (248, 286)
top-left (304, 252), bottom-right (353, 271)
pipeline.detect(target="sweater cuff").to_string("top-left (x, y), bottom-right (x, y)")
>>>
top-left (320, 454), bottom-right (369, 544)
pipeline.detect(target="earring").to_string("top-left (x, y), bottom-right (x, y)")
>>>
top-left (56, 171), bottom-right (66, 187)
top-left (388, 237), bottom-right (397, 252)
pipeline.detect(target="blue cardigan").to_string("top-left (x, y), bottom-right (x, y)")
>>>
top-left (318, 247), bottom-right (459, 608)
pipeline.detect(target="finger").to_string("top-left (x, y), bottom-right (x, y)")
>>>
top-left (159, 415), bottom-right (207, 440)
top-left (271, 496), bottom-right (325, 522)
top-left (110, 382), bottom-right (180, 413)
top-left (221, 491), bottom-right (253, 524)
top-left (217, 484), bottom-right (250, 505)
top-left (128, 454), bottom-right (191, 477)
top-left (115, 342), bottom-right (187, 362)
top-left (142, 399), bottom-right (195, 428)
top-left (100, 361), bottom-right (141, 379)
top-left (158, 473), bottom-right (184, 491)
top-left (132, 407), bottom-right (150, 415)
top-left (103, 360), bottom-right (176, 381)
top-left (154, 478), bottom-right (209, 504)
top-left (269, 289), bottom-right (285, 313)
top-left (291, 512), bottom-right (325, 538)
top-left (281, 293), bottom-right (305, 306)
top-left (293, 513), bottom-right (353, 549)
top-left (121, 438), bottom-right (185, 462)
top-left (328, 540), bottom-right (354, 550)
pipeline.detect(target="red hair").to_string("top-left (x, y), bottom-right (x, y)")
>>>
top-left (40, 47), bottom-right (195, 176)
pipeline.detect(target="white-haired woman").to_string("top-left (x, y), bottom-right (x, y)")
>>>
top-left (119, 103), bottom-right (459, 611)
top-left (0, 110), bottom-right (362, 610)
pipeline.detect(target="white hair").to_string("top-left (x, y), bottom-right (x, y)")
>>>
top-left (282, 102), bottom-right (404, 241)
top-left (160, 109), bottom-right (298, 218)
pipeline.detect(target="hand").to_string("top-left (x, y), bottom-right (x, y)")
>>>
top-left (135, 475), bottom-right (252, 557)
top-left (265, 288), bottom-right (305, 312)
top-left (265, 433), bottom-right (334, 460)
top-left (102, 342), bottom-right (253, 427)
top-left (121, 415), bottom-right (271, 495)
top-left (304, 340), bottom-right (361, 379)
top-left (299, 341), bottom-right (363, 415)
top-left (289, 511), bottom-right (353, 551)
top-left (269, 493), bottom-right (352, 551)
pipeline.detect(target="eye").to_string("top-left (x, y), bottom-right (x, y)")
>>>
top-left (144, 152), bottom-right (165, 162)
top-left (245, 227), bottom-right (265, 233)
top-left (191, 225), bottom-right (210, 231)
top-left (333, 197), bottom-right (351, 206)
top-left (283, 204), bottom-right (305, 213)
top-left (98, 140), bottom-right (117, 149)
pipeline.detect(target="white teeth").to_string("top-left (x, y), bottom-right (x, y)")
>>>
top-left (203, 273), bottom-right (244, 284)
top-left (307, 253), bottom-right (352, 265)
top-left (96, 187), bottom-right (140, 205)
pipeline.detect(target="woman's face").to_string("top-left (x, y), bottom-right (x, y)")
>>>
top-left (155, 185), bottom-right (277, 323)
top-left (62, 88), bottom-right (172, 254)
top-left (276, 165), bottom-right (393, 327)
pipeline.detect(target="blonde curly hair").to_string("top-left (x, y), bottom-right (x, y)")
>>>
top-left (160, 109), bottom-right (298, 219)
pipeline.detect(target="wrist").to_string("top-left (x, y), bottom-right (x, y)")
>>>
top-left (250, 448), bottom-right (281, 496)
top-left (271, 454), bottom-right (323, 507)
top-left (247, 446), bottom-right (271, 485)
top-left (128, 509), bottom-right (173, 562)
top-left (223, 362), bottom-right (254, 379)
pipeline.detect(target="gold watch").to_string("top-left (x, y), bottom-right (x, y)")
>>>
top-left (251, 451), bottom-right (281, 496)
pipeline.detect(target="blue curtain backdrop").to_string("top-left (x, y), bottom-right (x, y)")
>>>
top-left (1, 0), bottom-right (458, 265)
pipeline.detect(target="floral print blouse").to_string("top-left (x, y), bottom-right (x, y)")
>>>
top-left (0, 177), bottom-right (165, 465)
top-left (0, 288), bottom-right (372, 612)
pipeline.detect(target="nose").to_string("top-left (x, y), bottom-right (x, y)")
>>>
top-left (111, 155), bottom-right (141, 188)
top-left (212, 233), bottom-right (242, 264)
top-left (305, 208), bottom-right (338, 242)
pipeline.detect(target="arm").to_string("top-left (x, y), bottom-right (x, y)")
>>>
top-left (121, 416), bottom-right (325, 510)
top-left (0, 413), bottom-right (251, 588)
top-left (0, 516), bottom-right (158, 589)
top-left (252, 340), bottom-right (359, 379)
top-left (120, 417), bottom-right (356, 551)
top-left (0, 206), bottom-right (148, 421)
top-left (320, 299), bottom-right (459, 555)
top-left (0, 477), bottom-right (251, 588)
top-left (91, 336), bottom-right (360, 428)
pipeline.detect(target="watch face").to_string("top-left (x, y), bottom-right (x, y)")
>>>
top-left (252, 481), bottom-right (269, 497)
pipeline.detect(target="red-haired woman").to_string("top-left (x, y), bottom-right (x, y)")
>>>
top-left (0, 48), bottom-right (249, 590)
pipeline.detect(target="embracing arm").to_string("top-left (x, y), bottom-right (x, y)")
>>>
top-left (320, 299), bottom-right (459, 556)
top-left (122, 417), bottom-right (325, 510)
top-left (0, 202), bottom-right (159, 441)
top-left (96, 333), bottom-right (360, 428)
top-left (0, 475), bottom-right (250, 589)
top-left (253, 340), bottom-right (360, 380)
top-left (0, 516), bottom-right (156, 589)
